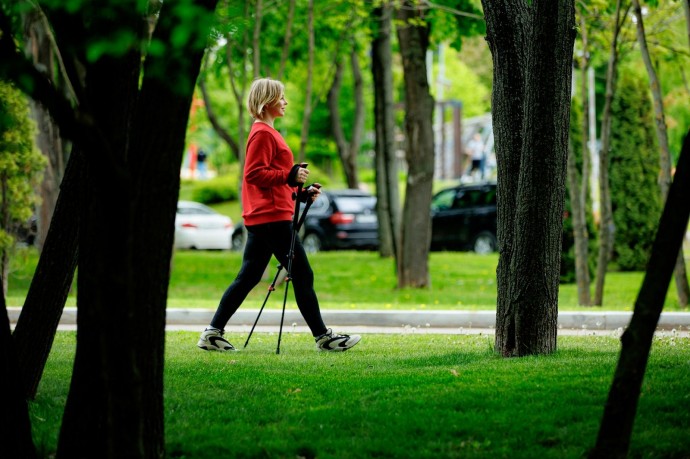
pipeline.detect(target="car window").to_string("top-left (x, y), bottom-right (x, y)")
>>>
top-left (177, 204), bottom-right (215, 215)
top-left (482, 188), bottom-right (497, 205)
top-left (431, 189), bottom-right (457, 211)
top-left (334, 196), bottom-right (376, 212)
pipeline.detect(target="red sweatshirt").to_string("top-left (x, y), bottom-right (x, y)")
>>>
top-left (241, 122), bottom-right (297, 226)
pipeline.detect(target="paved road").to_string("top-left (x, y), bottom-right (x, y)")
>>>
top-left (8, 307), bottom-right (690, 336)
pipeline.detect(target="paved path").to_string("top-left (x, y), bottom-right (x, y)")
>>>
top-left (7, 307), bottom-right (690, 336)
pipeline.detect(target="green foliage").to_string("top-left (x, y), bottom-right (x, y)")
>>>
top-left (190, 174), bottom-right (239, 204)
top-left (0, 81), bottom-right (45, 250)
top-left (609, 70), bottom-right (662, 271)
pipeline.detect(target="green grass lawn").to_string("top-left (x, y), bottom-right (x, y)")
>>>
top-left (30, 331), bottom-right (690, 458)
top-left (8, 248), bottom-right (689, 311)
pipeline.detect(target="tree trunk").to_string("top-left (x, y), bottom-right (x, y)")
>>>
top-left (395, 1), bottom-right (434, 288)
top-left (591, 129), bottom-right (690, 459)
top-left (1, 280), bottom-right (37, 459)
top-left (199, 72), bottom-right (240, 160)
top-left (572, 6), bottom-right (591, 306)
top-left (298, 0), bottom-right (315, 163)
top-left (371, 1), bottom-right (400, 260)
top-left (632, 0), bottom-right (690, 307)
top-left (567, 142), bottom-right (591, 306)
top-left (53, 1), bottom-right (219, 457)
top-left (483, 0), bottom-right (576, 356)
top-left (327, 45), bottom-right (363, 189)
top-left (24, 8), bottom-right (68, 252)
top-left (277, 0), bottom-right (296, 81)
top-left (13, 149), bottom-right (82, 399)
top-left (252, 0), bottom-right (262, 79)
top-left (593, 0), bottom-right (625, 306)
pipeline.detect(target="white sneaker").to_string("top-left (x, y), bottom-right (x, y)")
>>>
top-left (197, 328), bottom-right (236, 352)
top-left (315, 328), bottom-right (361, 352)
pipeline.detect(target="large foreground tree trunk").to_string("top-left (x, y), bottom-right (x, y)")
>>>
top-left (371, 0), bottom-right (400, 260)
top-left (591, 130), bottom-right (690, 459)
top-left (631, 0), bottom-right (690, 307)
top-left (395, 1), bottom-right (434, 288)
top-left (483, 0), bottom-right (576, 356)
top-left (1, 277), bottom-right (36, 459)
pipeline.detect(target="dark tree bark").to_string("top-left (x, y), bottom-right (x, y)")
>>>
top-left (594, 0), bottom-right (626, 306)
top-left (395, 1), bottom-right (434, 288)
top-left (631, 0), bottom-right (690, 307)
top-left (13, 149), bottom-right (82, 399)
top-left (327, 45), bottom-right (363, 189)
top-left (1, 277), bottom-right (37, 458)
top-left (371, 0), bottom-right (400, 260)
top-left (482, 0), bottom-right (576, 356)
top-left (591, 130), bottom-right (690, 459)
top-left (0, 0), bottom-right (219, 456)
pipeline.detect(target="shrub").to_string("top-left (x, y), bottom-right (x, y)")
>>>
top-left (191, 175), bottom-right (238, 204)
top-left (609, 70), bottom-right (662, 271)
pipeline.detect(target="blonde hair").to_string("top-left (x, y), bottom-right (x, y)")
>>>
top-left (247, 78), bottom-right (285, 120)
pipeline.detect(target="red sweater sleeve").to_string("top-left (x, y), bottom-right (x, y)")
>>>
top-left (244, 131), bottom-right (289, 186)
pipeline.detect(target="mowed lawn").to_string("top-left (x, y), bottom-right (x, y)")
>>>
top-left (30, 331), bottom-right (690, 458)
top-left (7, 247), bottom-right (690, 311)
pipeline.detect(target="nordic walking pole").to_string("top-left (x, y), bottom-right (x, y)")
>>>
top-left (276, 163), bottom-right (308, 354)
top-left (243, 264), bottom-right (283, 348)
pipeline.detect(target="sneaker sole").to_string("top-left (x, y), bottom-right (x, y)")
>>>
top-left (197, 343), bottom-right (236, 352)
top-left (318, 335), bottom-right (361, 352)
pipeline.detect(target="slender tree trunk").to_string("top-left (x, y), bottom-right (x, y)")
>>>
top-left (13, 149), bottom-right (82, 399)
top-left (327, 45), bottom-right (363, 189)
top-left (298, 0), bottom-right (315, 163)
top-left (571, 7), bottom-right (591, 306)
top-left (567, 142), bottom-right (591, 306)
top-left (23, 8), bottom-right (68, 252)
top-left (252, 0), bottom-right (262, 79)
top-left (277, 0), bottom-right (296, 81)
top-left (371, 1), bottom-right (400, 260)
top-left (483, 0), bottom-right (576, 356)
top-left (395, 1), bottom-right (434, 288)
top-left (632, 0), bottom-right (690, 307)
top-left (1, 279), bottom-right (37, 459)
top-left (199, 73), bottom-right (240, 159)
top-left (591, 129), bottom-right (690, 459)
top-left (594, 0), bottom-right (626, 306)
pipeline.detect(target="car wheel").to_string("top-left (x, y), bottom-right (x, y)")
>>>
top-left (231, 230), bottom-right (246, 252)
top-left (473, 231), bottom-right (497, 254)
top-left (302, 233), bottom-right (322, 254)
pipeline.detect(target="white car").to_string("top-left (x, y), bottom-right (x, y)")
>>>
top-left (174, 201), bottom-right (233, 250)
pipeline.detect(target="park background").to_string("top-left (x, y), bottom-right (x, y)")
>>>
top-left (2, 1), bottom-right (690, 458)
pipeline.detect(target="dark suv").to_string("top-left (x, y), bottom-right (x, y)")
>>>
top-left (232, 189), bottom-right (379, 253)
top-left (430, 182), bottom-right (497, 253)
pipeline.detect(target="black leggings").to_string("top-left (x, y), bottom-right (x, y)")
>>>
top-left (210, 220), bottom-right (328, 336)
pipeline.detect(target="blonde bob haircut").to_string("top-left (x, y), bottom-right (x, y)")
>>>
top-left (247, 78), bottom-right (285, 120)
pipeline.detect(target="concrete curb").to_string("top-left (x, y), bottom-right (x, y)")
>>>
top-left (7, 307), bottom-right (690, 332)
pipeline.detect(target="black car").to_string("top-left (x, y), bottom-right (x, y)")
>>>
top-left (232, 189), bottom-right (379, 253)
top-left (430, 182), bottom-right (497, 253)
